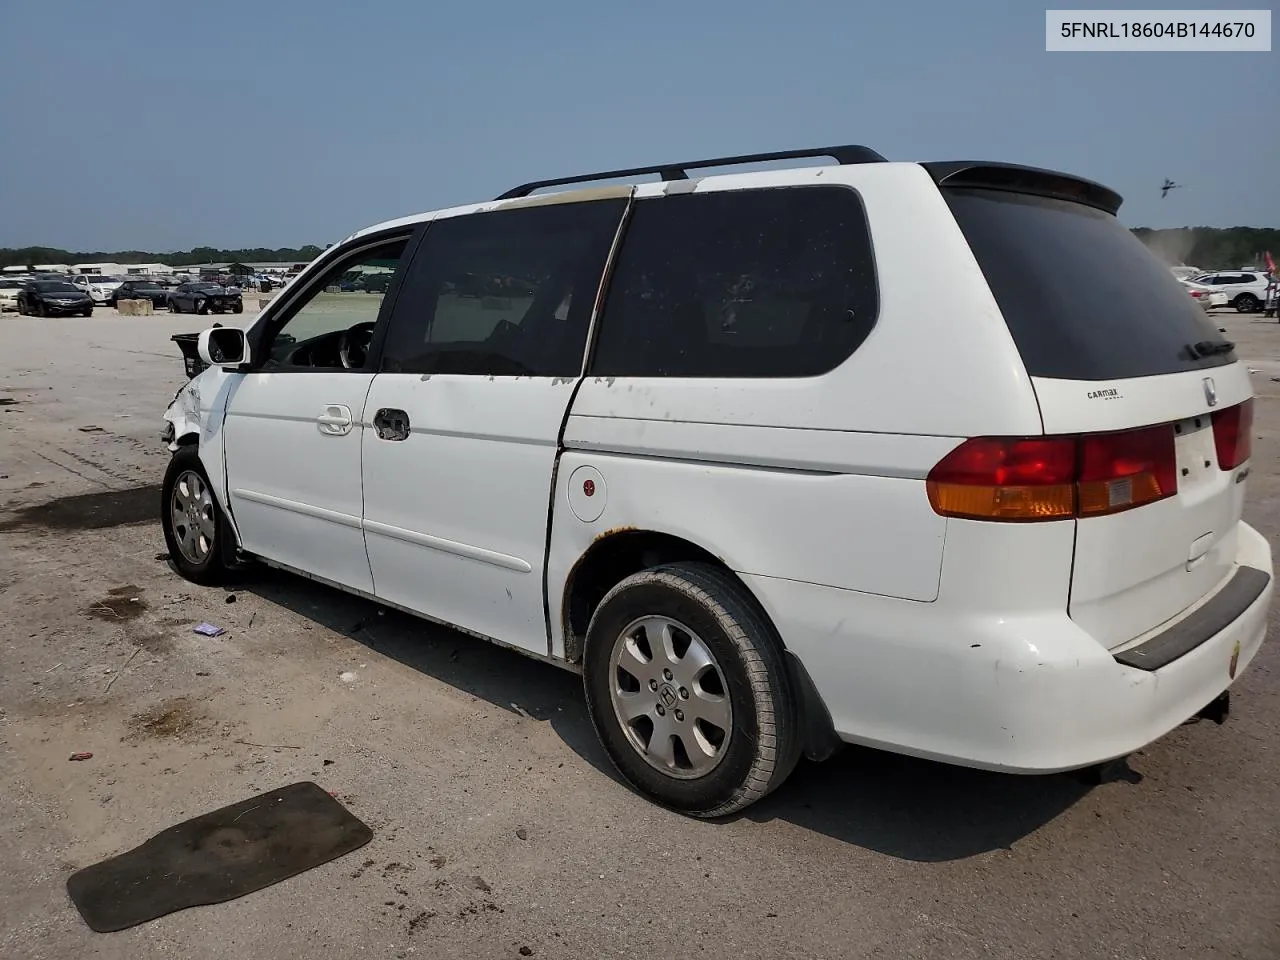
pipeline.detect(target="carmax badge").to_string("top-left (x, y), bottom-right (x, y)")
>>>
top-left (1203, 377), bottom-right (1217, 407)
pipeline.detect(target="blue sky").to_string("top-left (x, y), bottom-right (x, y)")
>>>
top-left (1, 0), bottom-right (1275, 251)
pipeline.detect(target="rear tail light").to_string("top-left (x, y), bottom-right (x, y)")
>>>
top-left (927, 425), bottom-right (1178, 521)
top-left (1211, 398), bottom-right (1253, 470)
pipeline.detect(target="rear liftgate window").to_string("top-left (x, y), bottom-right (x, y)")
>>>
top-left (591, 186), bottom-right (878, 378)
top-left (944, 188), bottom-right (1234, 381)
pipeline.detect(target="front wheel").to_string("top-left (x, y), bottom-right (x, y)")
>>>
top-left (231, 302), bottom-right (244, 314)
top-left (1235, 294), bottom-right (1260, 313)
top-left (161, 447), bottom-right (233, 585)
top-left (582, 562), bottom-right (800, 818)
top-left (81, 309), bottom-right (93, 317)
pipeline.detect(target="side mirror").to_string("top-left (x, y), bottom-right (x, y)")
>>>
top-left (197, 326), bottom-right (250, 369)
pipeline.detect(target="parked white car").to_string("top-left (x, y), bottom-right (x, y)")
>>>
top-left (1188, 271), bottom-right (1271, 313)
top-left (1181, 278), bottom-right (1229, 308)
top-left (72, 275), bottom-right (123, 305)
top-left (0, 278), bottom-right (24, 312)
top-left (159, 147), bottom-right (1272, 817)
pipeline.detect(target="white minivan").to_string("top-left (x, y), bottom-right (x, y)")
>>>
top-left (160, 147), bottom-right (1272, 817)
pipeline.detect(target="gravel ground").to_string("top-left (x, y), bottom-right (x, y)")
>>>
top-left (1, 308), bottom-right (1278, 960)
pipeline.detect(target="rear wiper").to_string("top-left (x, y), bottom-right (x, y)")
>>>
top-left (1189, 339), bottom-right (1235, 358)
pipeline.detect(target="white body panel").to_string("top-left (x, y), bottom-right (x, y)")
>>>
top-left (744, 522), bottom-right (1270, 771)
top-left (222, 372), bottom-right (376, 592)
top-left (360, 374), bottom-right (574, 654)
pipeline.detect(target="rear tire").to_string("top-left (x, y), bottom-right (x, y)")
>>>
top-left (161, 447), bottom-right (234, 585)
top-left (1235, 294), bottom-right (1260, 313)
top-left (582, 562), bottom-right (801, 818)
top-left (196, 298), bottom-right (209, 315)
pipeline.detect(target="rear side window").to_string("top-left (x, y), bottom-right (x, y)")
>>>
top-left (945, 188), bottom-right (1233, 381)
top-left (590, 186), bottom-right (877, 378)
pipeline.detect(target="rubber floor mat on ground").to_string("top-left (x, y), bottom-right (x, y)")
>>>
top-left (67, 781), bottom-right (372, 932)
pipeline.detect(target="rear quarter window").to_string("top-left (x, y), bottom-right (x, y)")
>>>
top-left (944, 188), bottom-right (1234, 381)
top-left (590, 185), bottom-right (878, 378)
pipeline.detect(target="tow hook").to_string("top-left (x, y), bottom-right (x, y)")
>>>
top-left (1196, 691), bottom-right (1230, 725)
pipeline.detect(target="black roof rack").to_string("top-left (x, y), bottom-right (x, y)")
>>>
top-left (496, 144), bottom-right (887, 200)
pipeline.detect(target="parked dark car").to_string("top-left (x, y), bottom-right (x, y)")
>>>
top-left (109, 280), bottom-right (170, 308)
top-left (16, 280), bottom-right (94, 317)
top-left (168, 282), bottom-right (244, 315)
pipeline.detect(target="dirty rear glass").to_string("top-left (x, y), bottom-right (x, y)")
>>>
top-left (944, 188), bottom-right (1234, 381)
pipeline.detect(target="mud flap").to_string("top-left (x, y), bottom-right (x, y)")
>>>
top-left (785, 650), bottom-right (842, 762)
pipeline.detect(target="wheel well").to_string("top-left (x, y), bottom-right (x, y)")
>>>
top-left (174, 432), bottom-right (199, 447)
top-left (562, 529), bottom-right (843, 763)
top-left (562, 531), bottom-right (724, 664)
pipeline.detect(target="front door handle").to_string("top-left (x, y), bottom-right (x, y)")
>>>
top-left (373, 408), bottom-right (410, 441)
top-left (317, 404), bottom-right (353, 436)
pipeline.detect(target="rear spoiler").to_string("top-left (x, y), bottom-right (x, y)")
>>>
top-left (921, 161), bottom-right (1123, 216)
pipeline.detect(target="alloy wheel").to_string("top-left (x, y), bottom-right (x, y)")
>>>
top-left (608, 615), bottom-right (733, 779)
top-left (170, 470), bottom-right (216, 564)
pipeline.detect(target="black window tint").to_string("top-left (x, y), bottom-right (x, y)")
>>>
top-left (381, 199), bottom-right (626, 377)
top-left (944, 188), bottom-right (1233, 381)
top-left (591, 187), bottom-right (877, 378)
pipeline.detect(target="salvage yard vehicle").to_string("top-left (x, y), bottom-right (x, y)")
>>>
top-left (71, 275), bottom-right (122, 305)
top-left (0, 278), bottom-right (23, 312)
top-left (109, 279), bottom-right (170, 308)
top-left (17, 280), bottom-right (94, 317)
top-left (159, 146), bottom-right (1272, 818)
top-left (1188, 271), bottom-right (1271, 313)
top-left (168, 281), bottom-right (244, 315)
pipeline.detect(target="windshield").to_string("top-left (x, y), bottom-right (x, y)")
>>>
top-left (35, 282), bottom-right (79, 293)
top-left (944, 188), bottom-right (1233, 381)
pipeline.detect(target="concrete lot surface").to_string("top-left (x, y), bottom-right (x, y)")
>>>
top-left (1, 309), bottom-right (1278, 959)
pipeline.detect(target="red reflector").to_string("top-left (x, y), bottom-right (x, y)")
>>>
top-left (1212, 398), bottom-right (1253, 469)
top-left (927, 426), bottom-right (1179, 521)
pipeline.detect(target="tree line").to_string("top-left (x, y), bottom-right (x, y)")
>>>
top-left (0, 245), bottom-right (326, 269)
top-left (1130, 227), bottom-right (1278, 270)
top-left (1, 228), bottom-right (1276, 273)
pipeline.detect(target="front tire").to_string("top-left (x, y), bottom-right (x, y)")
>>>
top-left (583, 562), bottom-right (800, 818)
top-left (1235, 294), bottom-right (1260, 313)
top-left (161, 447), bottom-right (233, 585)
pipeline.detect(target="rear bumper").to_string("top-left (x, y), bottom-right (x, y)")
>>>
top-left (743, 520), bottom-right (1272, 773)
